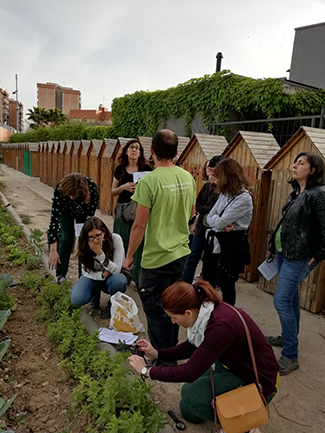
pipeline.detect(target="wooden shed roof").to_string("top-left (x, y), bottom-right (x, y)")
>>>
top-left (117, 137), bottom-right (132, 147)
top-left (90, 139), bottom-right (103, 157)
top-left (59, 140), bottom-right (66, 153)
top-left (265, 126), bottom-right (325, 170)
top-left (81, 140), bottom-right (91, 154)
top-left (174, 136), bottom-right (190, 163)
top-left (73, 140), bottom-right (81, 153)
top-left (225, 131), bottom-right (280, 169)
top-left (28, 142), bottom-right (39, 152)
top-left (50, 141), bottom-right (59, 152)
top-left (103, 139), bottom-right (118, 157)
top-left (138, 136), bottom-right (152, 160)
top-left (178, 133), bottom-right (228, 163)
top-left (66, 140), bottom-right (74, 153)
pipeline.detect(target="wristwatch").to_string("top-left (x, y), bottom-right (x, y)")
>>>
top-left (141, 366), bottom-right (149, 381)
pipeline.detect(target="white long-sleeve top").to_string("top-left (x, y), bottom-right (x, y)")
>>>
top-left (82, 233), bottom-right (125, 281)
top-left (206, 190), bottom-right (253, 253)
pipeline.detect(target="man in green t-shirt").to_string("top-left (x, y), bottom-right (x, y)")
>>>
top-left (123, 130), bottom-right (196, 359)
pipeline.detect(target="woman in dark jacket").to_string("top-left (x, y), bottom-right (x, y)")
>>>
top-left (48, 173), bottom-right (99, 283)
top-left (183, 155), bottom-right (224, 284)
top-left (266, 152), bottom-right (325, 375)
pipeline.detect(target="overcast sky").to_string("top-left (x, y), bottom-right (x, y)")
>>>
top-left (1, 0), bottom-right (324, 121)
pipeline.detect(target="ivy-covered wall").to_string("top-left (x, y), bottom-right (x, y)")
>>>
top-left (9, 71), bottom-right (325, 143)
top-left (111, 71), bottom-right (325, 138)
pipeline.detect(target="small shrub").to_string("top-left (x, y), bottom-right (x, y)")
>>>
top-left (19, 213), bottom-right (31, 225)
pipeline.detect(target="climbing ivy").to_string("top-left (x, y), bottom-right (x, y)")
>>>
top-left (9, 71), bottom-right (325, 143)
top-left (111, 71), bottom-right (325, 137)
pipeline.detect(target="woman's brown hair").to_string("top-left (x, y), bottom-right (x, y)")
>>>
top-left (117, 139), bottom-right (147, 178)
top-left (214, 158), bottom-right (250, 196)
top-left (59, 173), bottom-right (90, 204)
top-left (78, 217), bottom-right (114, 272)
top-left (161, 280), bottom-right (221, 315)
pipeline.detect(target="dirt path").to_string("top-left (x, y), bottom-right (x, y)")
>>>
top-left (1, 165), bottom-right (325, 433)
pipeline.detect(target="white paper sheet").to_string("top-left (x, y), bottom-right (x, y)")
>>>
top-left (133, 171), bottom-right (151, 183)
top-left (98, 327), bottom-right (138, 345)
top-left (74, 223), bottom-right (84, 237)
top-left (257, 256), bottom-right (278, 281)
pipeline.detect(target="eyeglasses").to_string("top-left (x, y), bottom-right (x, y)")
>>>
top-left (88, 232), bottom-right (103, 241)
top-left (129, 145), bottom-right (141, 150)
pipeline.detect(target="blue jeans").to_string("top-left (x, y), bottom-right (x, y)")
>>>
top-left (274, 252), bottom-right (317, 361)
top-left (70, 274), bottom-right (127, 307)
top-left (183, 229), bottom-right (206, 283)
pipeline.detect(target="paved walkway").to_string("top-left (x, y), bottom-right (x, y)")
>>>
top-left (1, 164), bottom-right (325, 433)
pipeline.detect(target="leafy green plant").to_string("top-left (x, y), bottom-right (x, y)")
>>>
top-left (0, 309), bottom-right (11, 331)
top-left (0, 394), bottom-right (17, 418)
top-left (22, 273), bottom-right (165, 432)
top-left (0, 275), bottom-right (17, 311)
top-left (29, 228), bottom-right (43, 257)
top-left (19, 213), bottom-right (31, 225)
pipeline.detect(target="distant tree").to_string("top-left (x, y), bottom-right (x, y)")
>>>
top-left (27, 107), bottom-right (48, 129)
top-left (47, 108), bottom-right (68, 127)
top-left (27, 107), bottom-right (68, 129)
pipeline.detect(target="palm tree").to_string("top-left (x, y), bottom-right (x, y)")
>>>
top-left (47, 108), bottom-right (68, 127)
top-left (27, 107), bottom-right (48, 129)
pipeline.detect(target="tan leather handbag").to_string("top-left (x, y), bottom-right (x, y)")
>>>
top-left (210, 304), bottom-right (269, 433)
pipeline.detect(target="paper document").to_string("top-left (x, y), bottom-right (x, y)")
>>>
top-left (257, 256), bottom-right (278, 281)
top-left (74, 223), bottom-right (84, 237)
top-left (98, 327), bottom-right (138, 345)
top-left (133, 171), bottom-right (151, 183)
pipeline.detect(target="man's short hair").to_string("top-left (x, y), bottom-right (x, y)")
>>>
top-left (152, 129), bottom-right (178, 160)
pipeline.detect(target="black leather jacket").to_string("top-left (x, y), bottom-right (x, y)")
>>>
top-left (269, 185), bottom-right (325, 262)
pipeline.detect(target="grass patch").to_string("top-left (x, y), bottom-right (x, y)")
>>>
top-left (19, 213), bottom-right (31, 225)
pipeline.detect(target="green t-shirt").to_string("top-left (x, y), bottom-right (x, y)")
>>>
top-left (132, 166), bottom-right (196, 269)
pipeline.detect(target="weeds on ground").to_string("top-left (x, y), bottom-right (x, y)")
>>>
top-left (19, 213), bottom-right (31, 224)
top-left (21, 275), bottom-right (165, 433)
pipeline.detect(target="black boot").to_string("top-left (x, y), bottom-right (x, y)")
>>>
top-left (89, 289), bottom-right (101, 310)
top-left (101, 299), bottom-right (112, 319)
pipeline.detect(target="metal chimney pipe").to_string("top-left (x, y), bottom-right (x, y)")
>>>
top-left (216, 52), bottom-right (223, 72)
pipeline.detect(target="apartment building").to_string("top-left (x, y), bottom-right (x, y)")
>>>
top-left (9, 99), bottom-right (23, 132)
top-left (0, 88), bottom-right (10, 125)
top-left (69, 105), bottom-right (112, 125)
top-left (37, 82), bottom-right (81, 115)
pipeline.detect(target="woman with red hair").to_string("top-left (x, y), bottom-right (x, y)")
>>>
top-left (129, 280), bottom-right (278, 426)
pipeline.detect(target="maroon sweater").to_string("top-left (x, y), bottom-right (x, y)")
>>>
top-left (150, 303), bottom-right (278, 399)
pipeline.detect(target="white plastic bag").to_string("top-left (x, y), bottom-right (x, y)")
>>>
top-left (109, 292), bottom-right (145, 334)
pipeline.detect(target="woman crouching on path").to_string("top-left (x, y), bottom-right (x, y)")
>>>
top-left (128, 280), bottom-right (279, 426)
top-left (70, 216), bottom-right (127, 318)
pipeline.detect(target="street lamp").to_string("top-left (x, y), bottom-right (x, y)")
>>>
top-left (12, 74), bottom-right (19, 132)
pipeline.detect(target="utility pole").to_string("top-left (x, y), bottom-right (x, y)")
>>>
top-left (15, 74), bottom-right (19, 132)
top-left (12, 74), bottom-right (19, 132)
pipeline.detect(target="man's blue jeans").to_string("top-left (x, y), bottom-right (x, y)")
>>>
top-left (183, 228), bottom-right (206, 283)
top-left (70, 274), bottom-right (127, 307)
top-left (274, 252), bottom-right (317, 361)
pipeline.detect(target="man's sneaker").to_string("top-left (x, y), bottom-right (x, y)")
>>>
top-left (56, 276), bottom-right (66, 285)
top-left (266, 335), bottom-right (283, 347)
top-left (101, 300), bottom-right (112, 319)
top-left (278, 356), bottom-right (299, 376)
top-left (195, 274), bottom-right (203, 279)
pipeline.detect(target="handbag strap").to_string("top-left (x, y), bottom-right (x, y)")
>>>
top-left (223, 303), bottom-right (269, 411)
top-left (209, 303), bottom-right (269, 432)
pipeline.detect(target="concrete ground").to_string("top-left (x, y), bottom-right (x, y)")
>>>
top-left (1, 163), bottom-right (325, 433)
